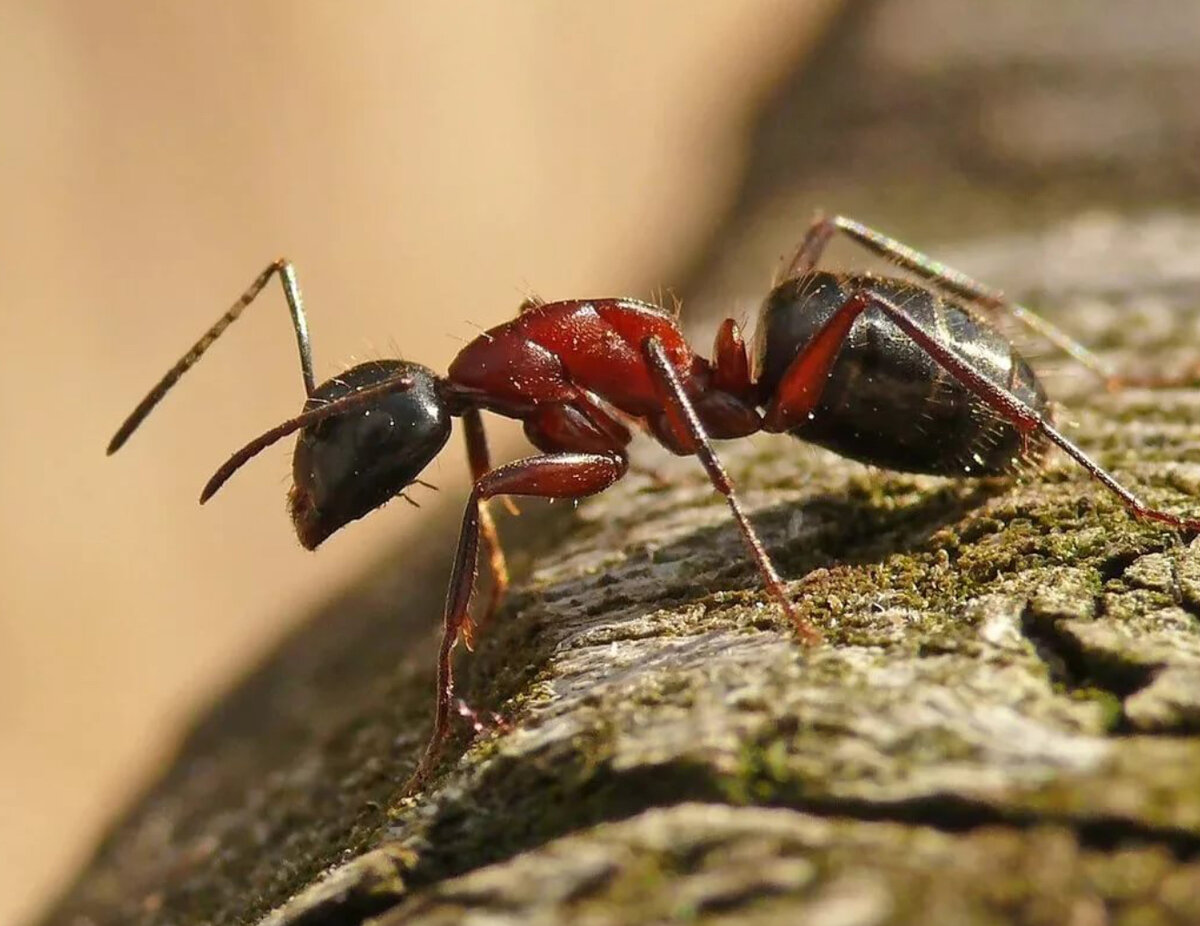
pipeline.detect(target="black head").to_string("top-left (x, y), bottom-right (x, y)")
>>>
top-left (289, 360), bottom-right (451, 549)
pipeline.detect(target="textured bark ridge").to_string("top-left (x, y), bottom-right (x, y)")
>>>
top-left (44, 2), bottom-right (1200, 924)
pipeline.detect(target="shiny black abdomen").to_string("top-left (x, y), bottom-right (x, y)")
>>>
top-left (753, 272), bottom-right (1049, 476)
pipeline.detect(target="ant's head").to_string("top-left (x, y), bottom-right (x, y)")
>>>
top-left (287, 360), bottom-right (451, 549)
top-left (108, 261), bottom-right (456, 549)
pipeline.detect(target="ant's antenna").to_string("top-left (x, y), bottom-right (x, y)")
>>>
top-left (200, 373), bottom-right (415, 503)
top-left (108, 260), bottom-right (315, 454)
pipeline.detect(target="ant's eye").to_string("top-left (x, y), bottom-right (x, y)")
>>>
top-left (289, 360), bottom-right (451, 548)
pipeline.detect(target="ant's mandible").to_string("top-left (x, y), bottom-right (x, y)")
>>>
top-left (109, 215), bottom-right (1200, 791)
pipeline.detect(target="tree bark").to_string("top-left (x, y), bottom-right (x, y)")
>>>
top-left (43, 2), bottom-right (1200, 924)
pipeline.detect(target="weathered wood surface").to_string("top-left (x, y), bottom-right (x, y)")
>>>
top-left (44, 2), bottom-right (1200, 924)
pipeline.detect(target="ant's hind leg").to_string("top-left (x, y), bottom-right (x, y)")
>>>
top-left (778, 214), bottom-right (838, 282)
top-left (763, 281), bottom-right (1200, 531)
top-left (782, 214), bottom-right (1117, 386)
top-left (855, 290), bottom-right (1200, 533)
top-left (1107, 360), bottom-right (1200, 391)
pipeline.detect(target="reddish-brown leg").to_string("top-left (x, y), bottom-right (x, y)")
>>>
top-left (641, 336), bottom-right (822, 644)
top-left (461, 407), bottom-right (509, 642)
top-left (403, 450), bottom-right (628, 792)
top-left (522, 394), bottom-right (633, 455)
top-left (765, 284), bottom-right (1200, 533)
top-left (762, 290), bottom-right (876, 433)
top-left (782, 214), bottom-right (1117, 385)
top-left (835, 217), bottom-right (1200, 392)
top-left (860, 290), bottom-right (1200, 532)
top-left (1107, 365), bottom-right (1200, 390)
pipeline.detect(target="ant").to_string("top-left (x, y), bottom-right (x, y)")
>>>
top-left (109, 214), bottom-right (1200, 791)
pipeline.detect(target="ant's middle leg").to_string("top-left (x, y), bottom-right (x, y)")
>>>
top-left (404, 450), bottom-right (628, 793)
top-left (781, 214), bottom-right (1117, 386)
top-left (641, 336), bottom-right (822, 644)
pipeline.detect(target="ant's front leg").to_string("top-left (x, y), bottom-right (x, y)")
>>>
top-left (460, 408), bottom-right (510, 643)
top-left (403, 450), bottom-right (628, 794)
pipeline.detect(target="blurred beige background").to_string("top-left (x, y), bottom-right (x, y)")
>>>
top-left (0, 3), bottom-right (839, 922)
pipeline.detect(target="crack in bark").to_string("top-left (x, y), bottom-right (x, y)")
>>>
top-left (281, 750), bottom-right (1200, 926)
top-left (1021, 599), bottom-right (1159, 703)
top-left (254, 848), bottom-right (411, 926)
top-left (1019, 596), bottom-right (1164, 739)
top-left (767, 792), bottom-right (1200, 861)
